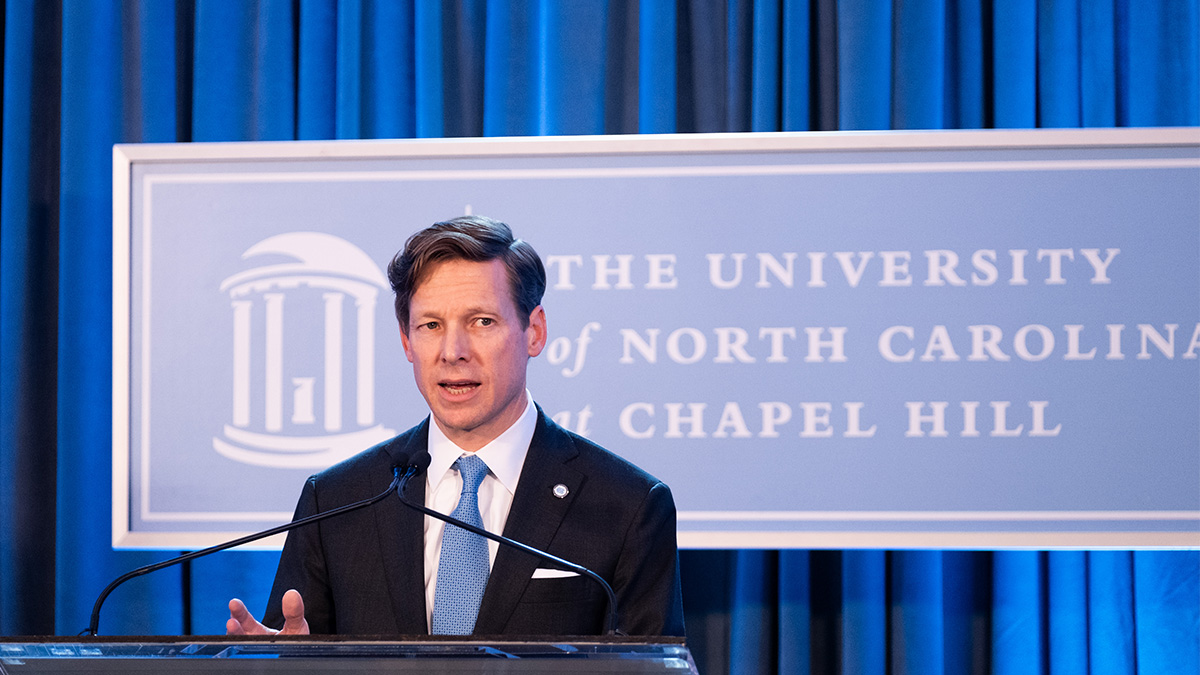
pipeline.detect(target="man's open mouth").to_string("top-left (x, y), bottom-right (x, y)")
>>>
top-left (440, 381), bottom-right (480, 395)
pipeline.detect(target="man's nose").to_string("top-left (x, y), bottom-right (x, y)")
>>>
top-left (440, 326), bottom-right (471, 362)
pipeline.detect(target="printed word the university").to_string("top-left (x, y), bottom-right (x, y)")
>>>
top-left (544, 248), bottom-right (1120, 289)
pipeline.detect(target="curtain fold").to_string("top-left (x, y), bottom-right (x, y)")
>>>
top-left (838, 0), bottom-right (892, 130)
top-left (729, 550), bottom-right (777, 672)
top-left (1038, 0), bottom-right (1082, 127)
top-left (942, 551), bottom-right (992, 674)
top-left (780, 0), bottom-right (812, 131)
top-left (992, 0), bottom-right (1038, 128)
top-left (992, 551), bottom-right (1044, 674)
top-left (1047, 551), bottom-right (1088, 673)
top-left (1133, 551), bottom-right (1200, 671)
top-left (0, 0), bottom-right (61, 639)
top-left (414, 0), bottom-right (443, 137)
top-left (0, 2), bottom-right (1197, 673)
top-left (638, 0), bottom-right (677, 133)
top-left (890, 550), bottom-right (945, 674)
top-left (946, 0), bottom-right (985, 129)
top-left (776, 550), bottom-right (811, 674)
top-left (893, 0), bottom-right (946, 129)
top-left (132, 0), bottom-right (189, 143)
top-left (842, 550), bottom-right (887, 674)
top-left (751, 0), bottom-right (782, 131)
top-left (297, 0), bottom-right (338, 140)
top-left (1088, 551), bottom-right (1136, 673)
top-left (1127, 0), bottom-right (1200, 126)
top-left (1079, 0), bottom-right (1117, 127)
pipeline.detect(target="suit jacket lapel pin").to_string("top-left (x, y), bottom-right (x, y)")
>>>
top-left (552, 483), bottom-right (569, 499)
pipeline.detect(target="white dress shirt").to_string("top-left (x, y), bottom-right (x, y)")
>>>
top-left (422, 391), bottom-right (537, 630)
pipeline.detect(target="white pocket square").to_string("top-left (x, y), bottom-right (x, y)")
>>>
top-left (531, 568), bottom-right (580, 579)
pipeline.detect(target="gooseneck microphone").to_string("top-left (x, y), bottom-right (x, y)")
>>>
top-left (393, 452), bottom-right (621, 636)
top-left (83, 453), bottom-right (409, 637)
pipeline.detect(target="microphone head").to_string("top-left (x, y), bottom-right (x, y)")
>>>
top-left (410, 451), bottom-right (432, 475)
top-left (394, 451), bottom-right (430, 501)
top-left (383, 436), bottom-right (411, 473)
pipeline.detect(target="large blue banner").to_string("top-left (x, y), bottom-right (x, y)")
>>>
top-left (113, 129), bottom-right (1200, 549)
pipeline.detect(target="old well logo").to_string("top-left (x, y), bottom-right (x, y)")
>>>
top-left (213, 232), bottom-right (395, 468)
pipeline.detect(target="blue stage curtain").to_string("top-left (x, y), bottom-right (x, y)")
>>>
top-left (1, 0), bottom-right (62, 640)
top-left (55, 0), bottom-right (181, 637)
top-left (1, 2), bottom-right (1197, 673)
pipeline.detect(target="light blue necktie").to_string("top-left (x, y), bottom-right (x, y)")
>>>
top-left (431, 454), bottom-right (491, 635)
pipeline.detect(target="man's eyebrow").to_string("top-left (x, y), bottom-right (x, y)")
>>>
top-left (413, 306), bottom-right (499, 320)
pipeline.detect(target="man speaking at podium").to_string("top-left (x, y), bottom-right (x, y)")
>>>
top-left (226, 215), bottom-right (684, 637)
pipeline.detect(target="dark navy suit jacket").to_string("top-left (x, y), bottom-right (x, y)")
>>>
top-left (263, 409), bottom-right (685, 636)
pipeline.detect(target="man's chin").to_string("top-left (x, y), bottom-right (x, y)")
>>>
top-left (431, 409), bottom-right (484, 436)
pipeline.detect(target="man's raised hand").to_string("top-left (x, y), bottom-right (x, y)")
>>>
top-left (226, 589), bottom-right (310, 635)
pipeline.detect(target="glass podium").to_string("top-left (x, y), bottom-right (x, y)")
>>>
top-left (0, 636), bottom-right (697, 673)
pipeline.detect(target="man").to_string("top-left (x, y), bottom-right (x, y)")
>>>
top-left (227, 215), bottom-right (684, 636)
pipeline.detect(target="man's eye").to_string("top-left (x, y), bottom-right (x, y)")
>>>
top-left (422, 321), bottom-right (439, 330)
top-left (477, 317), bottom-right (494, 326)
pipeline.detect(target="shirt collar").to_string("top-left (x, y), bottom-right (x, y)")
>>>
top-left (425, 390), bottom-right (537, 495)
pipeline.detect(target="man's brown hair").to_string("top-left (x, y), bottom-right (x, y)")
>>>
top-left (387, 215), bottom-right (546, 333)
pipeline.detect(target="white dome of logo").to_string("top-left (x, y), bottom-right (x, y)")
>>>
top-left (213, 232), bottom-right (395, 469)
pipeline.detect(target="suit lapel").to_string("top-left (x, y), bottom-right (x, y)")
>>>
top-left (473, 410), bottom-right (583, 634)
top-left (374, 421), bottom-right (430, 634)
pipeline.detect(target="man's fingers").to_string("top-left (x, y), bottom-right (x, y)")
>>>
top-left (226, 592), bottom-right (307, 636)
top-left (228, 598), bottom-right (251, 623)
top-left (226, 597), bottom-right (273, 636)
top-left (279, 589), bottom-right (310, 635)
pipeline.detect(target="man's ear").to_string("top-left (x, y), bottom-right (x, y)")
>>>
top-left (526, 305), bottom-right (547, 357)
top-left (399, 323), bottom-right (415, 363)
